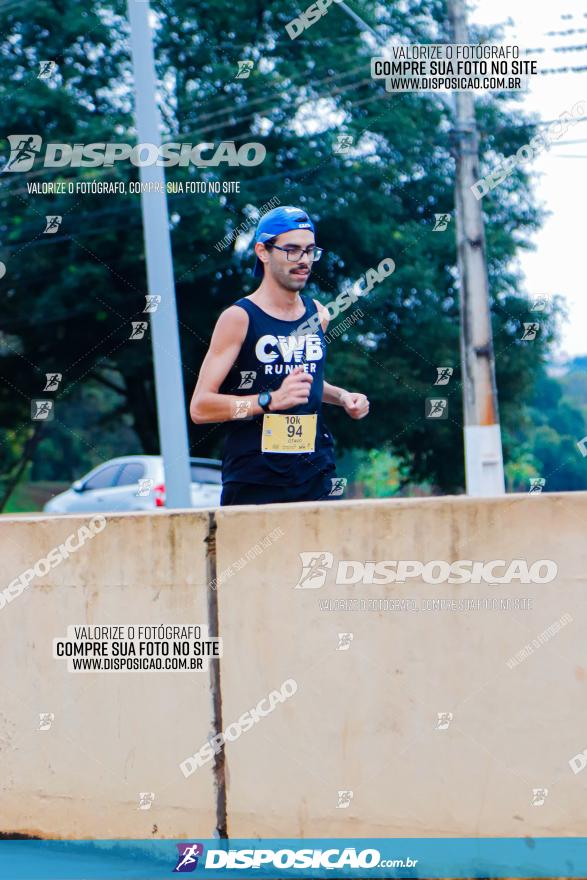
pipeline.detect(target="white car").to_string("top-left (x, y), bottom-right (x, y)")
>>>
top-left (43, 455), bottom-right (222, 514)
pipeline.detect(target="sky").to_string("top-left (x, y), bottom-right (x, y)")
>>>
top-left (471, 0), bottom-right (587, 360)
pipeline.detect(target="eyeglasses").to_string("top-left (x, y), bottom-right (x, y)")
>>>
top-left (266, 243), bottom-right (323, 263)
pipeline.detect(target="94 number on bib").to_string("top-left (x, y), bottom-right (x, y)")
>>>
top-left (261, 414), bottom-right (317, 453)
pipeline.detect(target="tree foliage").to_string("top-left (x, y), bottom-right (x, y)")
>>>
top-left (0, 0), bottom-right (570, 497)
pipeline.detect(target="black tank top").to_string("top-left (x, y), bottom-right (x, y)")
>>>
top-left (220, 294), bottom-right (336, 487)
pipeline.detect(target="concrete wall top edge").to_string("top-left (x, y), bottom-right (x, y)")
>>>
top-left (0, 508), bottom-right (212, 525)
top-left (213, 490), bottom-right (587, 517)
top-left (2, 490), bottom-right (586, 526)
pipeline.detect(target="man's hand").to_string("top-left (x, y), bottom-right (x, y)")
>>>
top-left (270, 366), bottom-right (313, 411)
top-left (340, 391), bottom-right (369, 420)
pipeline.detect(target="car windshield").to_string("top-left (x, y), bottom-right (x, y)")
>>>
top-left (190, 465), bottom-right (221, 485)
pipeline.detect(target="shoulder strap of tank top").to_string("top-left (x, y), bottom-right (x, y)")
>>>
top-left (233, 293), bottom-right (318, 327)
top-left (301, 294), bottom-right (318, 317)
top-left (228, 299), bottom-right (254, 357)
top-left (233, 297), bottom-right (255, 317)
top-left (234, 295), bottom-right (316, 321)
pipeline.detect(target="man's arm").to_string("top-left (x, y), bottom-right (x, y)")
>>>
top-left (323, 381), bottom-right (370, 419)
top-left (323, 381), bottom-right (346, 406)
top-left (190, 306), bottom-right (313, 424)
top-left (313, 298), bottom-right (369, 419)
top-left (190, 306), bottom-right (263, 424)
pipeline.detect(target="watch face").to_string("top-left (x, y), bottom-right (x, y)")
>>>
top-left (259, 391), bottom-right (271, 407)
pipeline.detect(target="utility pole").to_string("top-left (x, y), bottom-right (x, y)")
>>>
top-left (340, 0), bottom-right (504, 495)
top-left (447, 0), bottom-right (505, 496)
top-left (126, 0), bottom-right (192, 508)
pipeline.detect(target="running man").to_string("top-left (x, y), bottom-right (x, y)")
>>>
top-left (190, 205), bottom-right (369, 506)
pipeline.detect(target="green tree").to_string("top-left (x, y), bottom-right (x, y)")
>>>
top-left (504, 362), bottom-right (587, 493)
top-left (0, 0), bottom-right (562, 497)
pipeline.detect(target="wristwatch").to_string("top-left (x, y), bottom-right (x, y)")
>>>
top-left (258, 391), bottom-right (272, 412)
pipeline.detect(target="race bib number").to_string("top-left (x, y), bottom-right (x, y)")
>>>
top-left (261, 414), bottom-right (317, 454)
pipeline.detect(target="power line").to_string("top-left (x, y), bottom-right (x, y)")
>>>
top-left (175, 77), bottom-right (374, 141)
top-left (172, 61), bottom-right (369, 130)
top-left (526, 43), bottom-right (587, 52)
top-left (540, 63), bottom-right (587, 73)
top-left (154, 43), bottom-right (369, 118)
top-left (0, 73), bottom-right (377, 188)
top-left (545, 27), bottom-right (587, 36)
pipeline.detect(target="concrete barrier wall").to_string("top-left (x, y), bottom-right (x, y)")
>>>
top-left (215, 493), bottom-right (587, 838)
top-left (0, 511), bottom-right (216, 839)
top-left (1, 493), bottom-right (587, 840)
